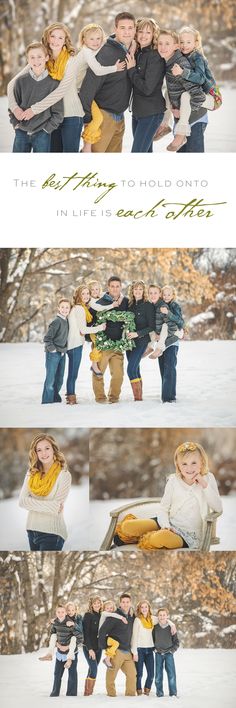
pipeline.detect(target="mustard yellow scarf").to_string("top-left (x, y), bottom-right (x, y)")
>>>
top-left (28, 461), bottom-right (61, 496)
top-left (47, 47), bottom-right (70, 80)
top-left (140, 616), bottom-right (154, 630)
top-left (81, 303), bottom-right (93, 324)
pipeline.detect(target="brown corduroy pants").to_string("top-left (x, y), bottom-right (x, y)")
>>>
top-left (106, 649), bottom-right (136, 697)
top-left (92, 350), bottom-right (124, 402)
top-left (92, 110), bottom-right (125, 153)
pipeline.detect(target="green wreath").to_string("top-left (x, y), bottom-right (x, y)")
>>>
top-left (96, 310), bottom-right (136, 353)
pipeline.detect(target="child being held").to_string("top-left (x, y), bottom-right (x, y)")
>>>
top-left (153, 608), bottom-right (179, 698)
top-left (39, 602), bottom-right (83, 697)
top-left (39, 601), bottom-right (83, 665)
top-left (42, 298), bottom-right (70, 404)
top-left (8, 42), bottom-right (63, 152)
top-left (99, 599), bottom-right (129, 668)
top-left (143, 284), bottom-right (184, 359)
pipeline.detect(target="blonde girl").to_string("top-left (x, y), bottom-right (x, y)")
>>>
top-left (19, 434), bottom-right (71, 551)
top-left (98, 599), bottom-right (129, 668)
top-left (131, 600), bottom-right (176, 695)
top-left (149, 284), bottom-right (184, 359)
top-left (7, 22), bottom-right (125, 153)
top-left (116, 442), bottom-right (222, 550)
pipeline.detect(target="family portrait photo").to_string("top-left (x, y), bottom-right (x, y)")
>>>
top-left (89, 428), bottom-right (236, 552)
top-left (0, 428), bottom-right (89, 551)
top-left (0, 550), bottom-right (235, 706)
top-left (0, 246), bottom-right (235, 427)
top-left (0, 0), bottom-right (235, 152)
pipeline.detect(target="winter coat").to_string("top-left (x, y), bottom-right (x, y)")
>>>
top-left (181, 50), bottom-right (216, 93)
top-left (50, 616), bottom-right (83, 649)
top-left (165, 49), bottom-right (206, 114)
top-left (155, 300), bottom-right (184, 334)
top-left (128, 46), bottom-right (165, 118)
top-left (83, 610), bottom-right (101, 652)
top-left (128, 299), bottom-right (155, 346)
top-left (98, 608), bottom-right (135, 652)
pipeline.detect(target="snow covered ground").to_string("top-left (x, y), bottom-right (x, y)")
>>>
top-left (0, 481), bottom-right (89, 551)
top-left (0, 341), bottom-right (235, 427)
top-left (1, 84), bottom-right (236, 152)
top-left (90, 496), bottom-right (236, 551)
top-left (0, 649), bottom-right (235, 708)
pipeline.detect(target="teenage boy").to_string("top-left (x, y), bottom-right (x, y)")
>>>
top-left (153, 607), bottom-right (179, 698)
top-left (98, 592), bottom-right (136, 697)
top-left (42, 298), bottom-right (70, 404)
top-left (9, 41), bottom-right (63, 152)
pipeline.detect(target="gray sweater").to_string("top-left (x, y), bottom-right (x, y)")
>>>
top-left (152, 624), bottom-right (179, 654)
top-left (9, 72), bottom-right (63, 134)
top-left (44, 315), bottom-right (69, 353)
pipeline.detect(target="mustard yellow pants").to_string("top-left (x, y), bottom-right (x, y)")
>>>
top-left (121, 519), bottom-right (183, 550)
top-left (106, 637), bottom-right (119, 658)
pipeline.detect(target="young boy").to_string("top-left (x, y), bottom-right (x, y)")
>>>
top-left (9, 41), bottom-right (63, 152)
top-left (157, 30), bottom-right (207, 151)
top-left (153, 607), bottom-right (179, 698)
top-left (41, 603), bottom-right (83, 697)
top-left (42, 298), bottom-right (70, 405)
top-left (143, 284), bottom-right (184, 358)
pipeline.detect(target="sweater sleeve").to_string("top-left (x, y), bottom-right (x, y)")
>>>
top-left (76, 306), bottom-right (105, 335)
top-left (128, 53), bottom-right (164, 96)
top-left (89, 298), bottom-right (114, 312)
top-left (43, 319), bottom-right (60, 351)
top-left (157, 476), bottom-right (175, 528)
top-left (7, 64), bottom-right (30, 110)
top-left (202, 473), bottom-right (223, 514)
top-left (30, 56), bottom-right (79, 115)
top-left (83, 46), bottom-right (117, 76)
top-left (19, 470), bottom-right (71, 514)
top-left (131, 617), bottom-right (140, 655)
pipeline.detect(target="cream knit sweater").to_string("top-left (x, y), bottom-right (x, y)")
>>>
top-left (8, 46), bottom-right (117, 118)
top-left (67, 305), bottom-right (105, 351)
top-left (19, 467), bottom-right (71, 540)
top-left (157, 473), bottom-right (222, 546)
top-left (131, 616), bottom-right (175, 655)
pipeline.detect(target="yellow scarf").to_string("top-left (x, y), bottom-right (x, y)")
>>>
top-left (28, 461), bottom-right (61, 496)
top-left (81, 303), bottom-right (93, 324)
top-left (140, 616), bottom-right (154, 630)
top-left (47, 47), bottom-right (70, 80)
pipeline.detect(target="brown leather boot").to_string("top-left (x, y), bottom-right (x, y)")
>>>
top-left (84, 678), bottom-right (96, 695)
top-left (137, 689), bottom-right (143, 695)
top-left (131, 380), bottom-right (142, 401)
top-left (65, 394), bottom-right (77, 405)
top-left (144, 687), bottom-right (151, 695)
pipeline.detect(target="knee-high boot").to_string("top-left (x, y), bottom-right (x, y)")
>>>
top-left (84, 677), bottom-right (96, 696)
top-left (130, 379), bottom-right (142, 401)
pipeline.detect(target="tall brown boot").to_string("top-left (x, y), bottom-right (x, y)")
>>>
top-left (84, 678), bottom-right (96, 696)
top-left (130, 379), bottom-right (142, 401)
top-left (65, 394), bottom-right (77, 405)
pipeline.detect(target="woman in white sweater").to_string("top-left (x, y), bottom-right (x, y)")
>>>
top-left (131, 600), bottom-right (176, 695)
top-left (7, 22), bottom-right (124, 152)
top-left (118, 442), bottom-right (223, 550)
top-left (19, 434), bottom-right (71, 551)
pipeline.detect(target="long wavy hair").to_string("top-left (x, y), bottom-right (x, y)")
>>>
top-left (28, 434), bottom-right (66, 475)
top-left (71, 284), bottom-right (90, 307)
top-left (135, 17), bottom-right (160, 51)
top-left (174, 442), bottom-right (209, 477)
top-left (42, 22), bottom-right (76, 59)
top-left (128, 280), bottom-right (148, 305)
top-left (136, 599), bottom-right (153, 622)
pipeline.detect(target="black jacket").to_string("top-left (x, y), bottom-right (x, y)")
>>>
top-left (50, 615), bottom-right (83, 650)
top-left (128, 46), bottom-right (166, 118)
top-left (94, 293), bottom-right (129, 342)
top-left (98, 608), bottom-right (135, 652)
top-left (152, 624), bottom-right (179, 654)
top-left (83, 611), bottom-right (101, 652)
top-left (129, 299), bottom-right (155, 346)
top-left (79, 36), bottom-right (132, 122)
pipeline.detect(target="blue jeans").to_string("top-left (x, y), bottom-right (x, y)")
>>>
top-left (13, 128), bottom-right (51, 152)
top-left (158, 345), bottom-right (178, 402)
top-left (66, 346), bottom-right (83, 395)
top-left (42, 351), bottom-right (66, 404)
top-left (136, 648), bottom-right (154, 691)
top-left (178, 122), bottom-right (207, 153)
top-left (132, 113), bottom-right (164, 153)
top-left (50, 654), bottom-right (78, 696)
top-left (50, 116), bottom-right (83, 152)
top-left (27, 530), bottom-right (64, 551)
top-left (126, 340), bottom-right (148, 381)
top-left (155, 652), bottom-right (177, 696)
top-left (83, 647), bottom-right (102, 679)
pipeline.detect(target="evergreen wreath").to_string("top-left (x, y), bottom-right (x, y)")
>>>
top-left (96, 310), bottom-right (136, 353)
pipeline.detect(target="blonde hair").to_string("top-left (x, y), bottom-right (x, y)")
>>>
top-left (128, 280), bottom-right (148, 305)
top-left (135, 17), bottom-right (160, 50)
top-left (174, 442), bottom-right (209, 477)
top-left (26, 41), bottom-right (48, 57)
top-left (158, 29), bottom-right (179, 45)
top-left (136, 599), bottom-right (153, 622)
top-left (87, 280), bottom-right (102, 296)
top-left (179, 25), bottom-right (204, 55)
top-left (88, 596), bottom-right (103, 613)
top-left (28, 434), bottom-right (66, 475)
top-left (103, 599), bottom-right (116, 611)
top-left (162, 284), bottom-right (176, 301)
top-left (72, 284), bottom-right (90, 307)
top-left (78, 23), bottom-right (105, 48)
top-left (66, 601), bottom-right (78, 614)
top-left (149, 283), bottom-right (162, 291)
top-left (42, 23), bottom-right (76, 59)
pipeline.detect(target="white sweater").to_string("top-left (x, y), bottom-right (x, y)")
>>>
top-left (131, 616), bottom-right (175, 655)
top-left (8, 46), bottom-right (117, 118)
top-left (157, 473), bottom-right (222, 546)
top-left (67, 305), bottom-right (104, 351)
top-left (19, 467), bottom-right (71, 540)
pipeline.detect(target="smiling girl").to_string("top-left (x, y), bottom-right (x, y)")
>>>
top-left (19, 434), bottom-right (71, 551)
